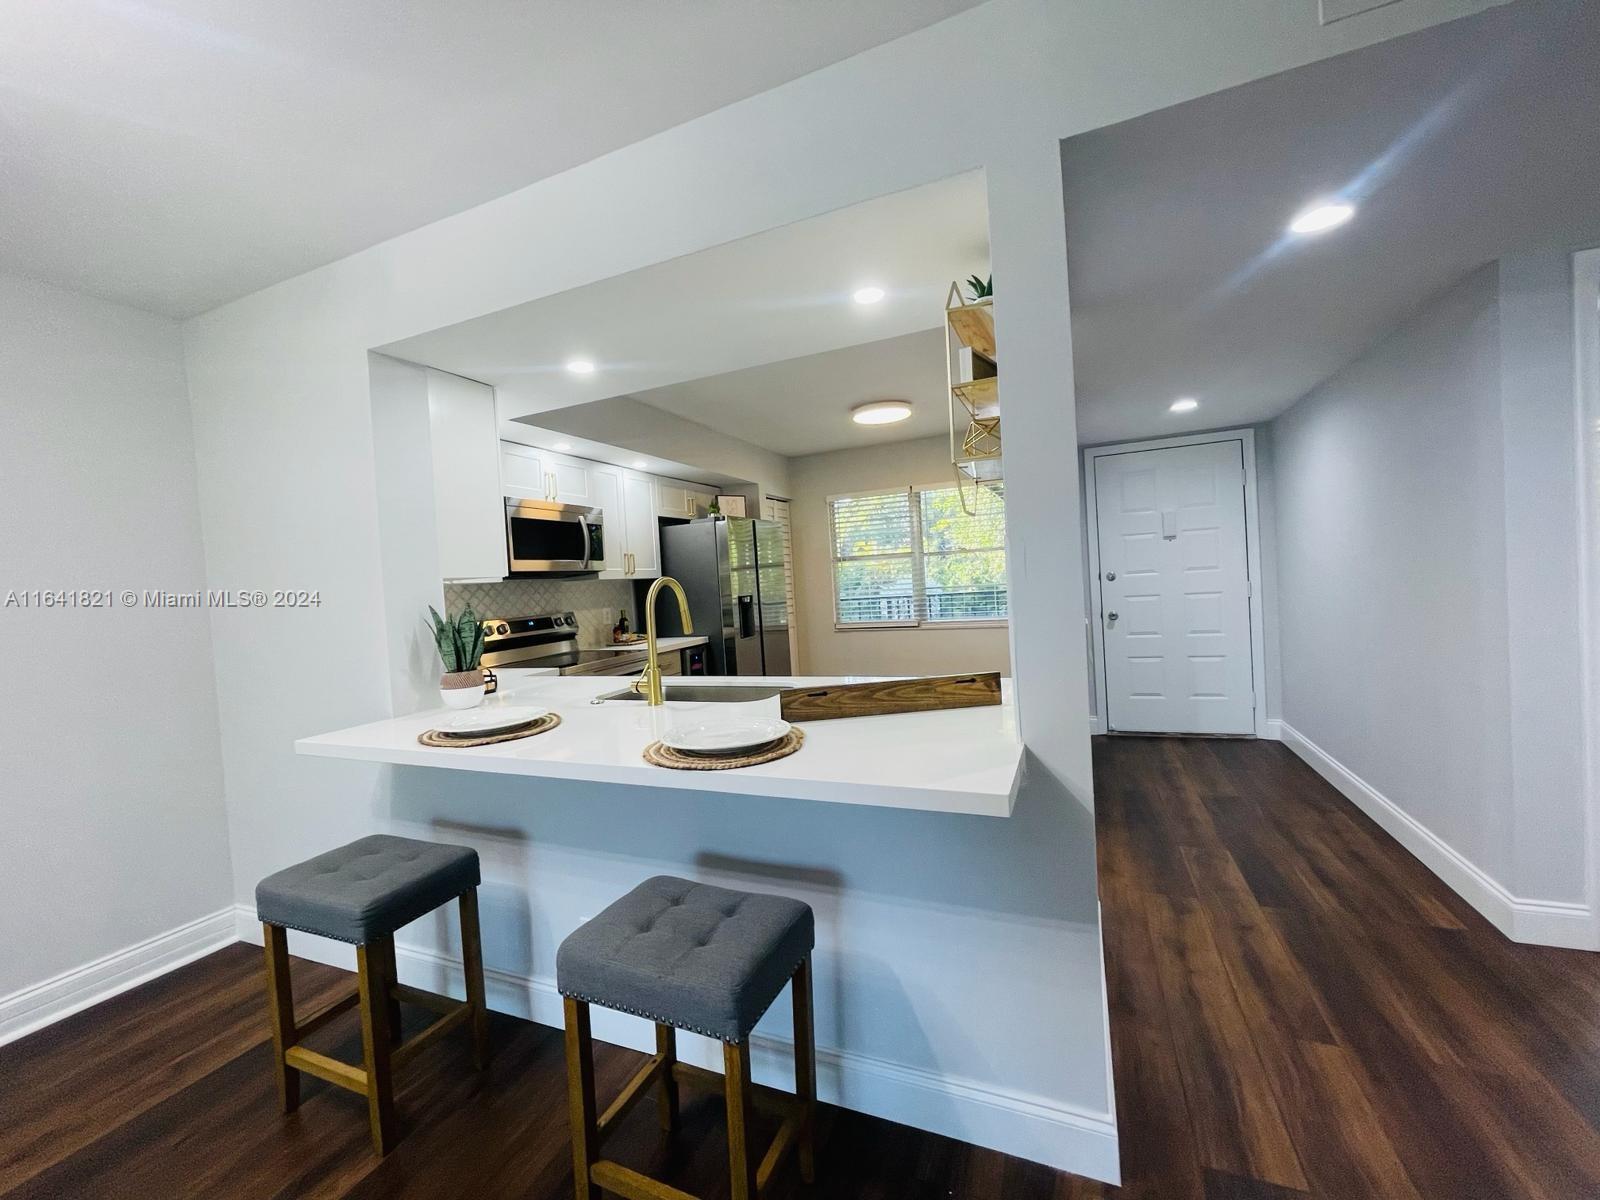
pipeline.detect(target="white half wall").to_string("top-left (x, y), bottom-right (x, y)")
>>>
top-left (0, 273), bottom-right (234, 1033)
top-left (788, 435), bottom-right (1013, 677)
top-left (178, 0), bottom-right (1504, 1181)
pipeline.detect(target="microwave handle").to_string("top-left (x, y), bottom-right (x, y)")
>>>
top-left (581, 517), bottom-right (596, 571)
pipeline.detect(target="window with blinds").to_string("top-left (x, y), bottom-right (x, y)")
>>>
top-left (829, 483), bottom-right (1007, 626)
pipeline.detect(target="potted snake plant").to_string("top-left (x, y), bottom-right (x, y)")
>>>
top-left (429, 604), bottom-right (487, 709)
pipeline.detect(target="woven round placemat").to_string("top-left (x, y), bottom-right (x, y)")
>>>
top-left (418, 712), bottom-right (562, 748)
top-left (642, 727), bottom-right (804, 771)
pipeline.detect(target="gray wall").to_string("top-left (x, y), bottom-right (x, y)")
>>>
top-left (1271, 259), bottom-right (1585, 903)
top-left (1496, 249), bottom-right (1586, 901)
top-left (0, 273), bottom-right (233, 1000)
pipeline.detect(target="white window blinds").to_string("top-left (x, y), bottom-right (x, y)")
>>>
top-left (829, 483), bottom-right (1007, 626)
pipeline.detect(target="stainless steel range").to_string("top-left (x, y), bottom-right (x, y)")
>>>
top-left (479, 611), bottom-right (662, 677)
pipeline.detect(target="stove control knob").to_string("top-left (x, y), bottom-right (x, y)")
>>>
top-left (495, 622), bottom-right (509, 635)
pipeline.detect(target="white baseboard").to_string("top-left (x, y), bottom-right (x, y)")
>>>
top-left (1275, 721), bottom-right (1598, 951)
top-left (234, 906), bottom-right (1119, 1182)
top-left (1261, 717), bottom-right (1283, 741)
top-left (1088, 715), bottom-right (1105, 735)
top-left (0, 907), bottom-right (237, 1047)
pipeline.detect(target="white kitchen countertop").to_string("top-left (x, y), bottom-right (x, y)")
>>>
top-left (295, 675), bottom-right (1023, 817)
top-left (584, 635), bottom-right (708, 653)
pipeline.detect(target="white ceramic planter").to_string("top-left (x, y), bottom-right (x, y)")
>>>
top-left (440, 670), bottom-right (486, 710)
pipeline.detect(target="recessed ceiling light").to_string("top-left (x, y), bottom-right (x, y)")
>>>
top-left (631, 459), bottom-right (648, 469)
top-left (852, 286), bottom-right (886, 305)
top-left (1288, 201), bottom-right (1355, 236)
top-left (552, 441), bottom-right (573, 452)
top-left (852, 400), bottom-right (912, 425)
top-left (1170, 397), bottom-right (1199, 413)
top-left (565, 358), bottom-right (596, 375)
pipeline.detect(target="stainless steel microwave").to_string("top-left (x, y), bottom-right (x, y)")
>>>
top-left (504, 496), bottom-right (604, 575)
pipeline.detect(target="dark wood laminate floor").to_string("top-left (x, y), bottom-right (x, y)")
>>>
top-left (5, 737), bottom-right (1600, 1198)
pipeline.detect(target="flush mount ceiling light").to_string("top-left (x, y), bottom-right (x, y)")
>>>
top-left (565, 358), bottom-right (596, 375)
top-left (1170, 397), bottom-right (1199, 413)
top-left (1288, 200), bottom-right (1355, 236)
top-left (852, 286), bottom-right (886, 305)
top-left (852, 399), bottom-right (912, 425)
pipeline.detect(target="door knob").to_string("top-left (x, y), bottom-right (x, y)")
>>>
top-left (1106, 611), bottom-right (1119, 623)
top-left (1105, 572), bottom-right (1117, 581)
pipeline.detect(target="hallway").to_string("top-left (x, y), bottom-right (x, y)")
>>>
top-left (1095, 735), bottom-right (1600, 1199)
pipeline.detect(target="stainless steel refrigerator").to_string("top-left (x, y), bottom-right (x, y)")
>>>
top-left (655, 518), bottom-right (791, 676)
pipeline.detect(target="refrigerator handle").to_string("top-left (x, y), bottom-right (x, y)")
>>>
top-left (737, 594), bottom-right (756, 639)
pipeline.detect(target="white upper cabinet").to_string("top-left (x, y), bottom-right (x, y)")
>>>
top-left (623, 469), bottom-right (662, 578)
top-left (502, 443), bottom-right (597, 506)
top-left (586, 463), bottom-right (628, 577)
top-left (657, 477), bottom-right (718, 519)
top-left (486, 438), bottom-right (689, 580)
top-left (656, 478), bottom-right (691, 519)
top-left (545, 451), bottom-right (594, 506)
top-left (429, 371), bottom-right (507, 581)
top-left (500, 442), bottom-right (546, 500)
top-left (686, 484), bottom-right (718, 518)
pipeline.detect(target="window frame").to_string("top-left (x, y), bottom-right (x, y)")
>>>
top-left (827, 480), bottom-right (1009, 632)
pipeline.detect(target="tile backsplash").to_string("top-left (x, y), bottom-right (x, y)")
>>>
top-left (443, 577), bottom-right (636, 647)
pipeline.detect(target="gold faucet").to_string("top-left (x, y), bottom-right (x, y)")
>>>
top-left (634, 576), bottom-right (693, 705)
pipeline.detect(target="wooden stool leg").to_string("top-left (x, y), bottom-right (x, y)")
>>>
top-left (261, 924), bottom-right (300, 1113)
top-left (357, 940), bottom-right (398, 1156)
top-left (564, 998), bottom-right (598, 1200)
top-left (376, 937), bottom-right (403, 1047)
top-left (655, 1023), bottom-right (680, 1134)
top-left (724, 1039), bottom-right (758, 1200)
top-left (792, 955), bottom-right (817, 1183)
top-left (459, 888), bottom-right (491, 1070)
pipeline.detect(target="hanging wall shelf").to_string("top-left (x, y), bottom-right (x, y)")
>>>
top-left (945, 282), bottom-right (1002, 512)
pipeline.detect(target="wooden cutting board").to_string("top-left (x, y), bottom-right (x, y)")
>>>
top-left (777, 673), bottom-right (1002, 722)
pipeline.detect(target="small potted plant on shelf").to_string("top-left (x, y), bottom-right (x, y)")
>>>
top-left (428, 604), bottom-right (487, 709)
top-left (965, 274), bottom-right (993, 302)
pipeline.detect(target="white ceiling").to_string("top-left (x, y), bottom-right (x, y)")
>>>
top-left (385, 170), bottom-right (989, 455)
top-left (0, 0), bottom-right (982, 318)
top-left (1063, 0), bottom-right (1600, 446)
top-left (627, 329), bottom-right (952, 458)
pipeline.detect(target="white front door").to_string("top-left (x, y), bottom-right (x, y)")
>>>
top-left (1093, 439), bottom-right (1255, 734)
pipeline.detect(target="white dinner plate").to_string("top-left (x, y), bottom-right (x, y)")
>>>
top-left (438, 705), bottom-right (548, 736)
top-left (661, 718), bottom-right (791, 755)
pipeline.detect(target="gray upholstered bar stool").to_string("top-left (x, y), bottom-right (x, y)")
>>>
top-left (255, 834), bottom-right (490, 1156)
top-left (557, 875), bottom-right (817, 1200)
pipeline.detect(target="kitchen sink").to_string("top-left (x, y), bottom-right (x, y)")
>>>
top-left (595, 683), bottom-right (789, 703)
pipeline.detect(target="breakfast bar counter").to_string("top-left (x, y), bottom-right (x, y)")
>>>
top-left (296, 675), bottom-right (1024, 817)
